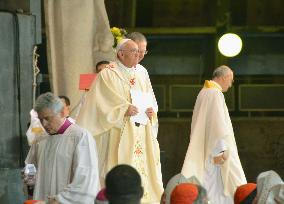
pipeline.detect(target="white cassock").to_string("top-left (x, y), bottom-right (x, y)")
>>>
top-left (25, 123), bottom-right (100, 204)
top-left (181, 80), bottom-right (246, 204)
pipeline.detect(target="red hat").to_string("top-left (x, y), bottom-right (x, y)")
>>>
top-left (234, 183), bottom-right (257, 204)
top-left (23, 200), bottom-right (41, 204)
top-left (170, 183), bottom-right (198, 204)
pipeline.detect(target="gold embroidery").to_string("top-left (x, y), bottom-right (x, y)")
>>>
top-left (133, 130), bottom-right (150, 201)
top-left (134, 143), bottom-right (143, 155)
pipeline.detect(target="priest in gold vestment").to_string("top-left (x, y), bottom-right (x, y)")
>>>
top-left (181, 65), bottom-right (246, 204)
top-left (77, 39), bottom-right (163, 204)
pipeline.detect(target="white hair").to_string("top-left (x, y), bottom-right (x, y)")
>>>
top-left (212, 65), bottom-right (232, 78)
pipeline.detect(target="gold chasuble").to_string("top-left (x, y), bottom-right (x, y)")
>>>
top-left (77, 61), bottom-right (163, 204)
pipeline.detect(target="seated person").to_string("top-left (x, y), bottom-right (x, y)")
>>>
top-left (105, 164), bottom-right (143, 204)
top-left (234, 183), bottom-right (257, 204)
top-left (255, 170), bottom-right (283, 204)
top-left (164, 173), bottom-right (201, 204)
top-left (170, 183), bottom-right (199, 204)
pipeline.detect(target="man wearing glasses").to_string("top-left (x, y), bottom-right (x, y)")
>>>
top-left (77, 39), bottom-right (163, 204)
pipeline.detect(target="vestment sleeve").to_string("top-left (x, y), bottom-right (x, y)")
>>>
top-left (77, 68), bottom-right (130, 136)
top-left (25, 144), bottom-right (38, 167)
top-left (143, 68), bottom-right (159, 132)
top-left (55, 132), bottom-right (100, 204)
top-left (213, 139), bottom-right (228, 156)
top-left (145, 70), bottom-right (158, 113)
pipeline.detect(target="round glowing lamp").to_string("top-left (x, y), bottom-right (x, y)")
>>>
top-left (218, 33), bottom-right (242, 57)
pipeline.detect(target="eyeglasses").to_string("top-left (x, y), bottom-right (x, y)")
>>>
top-left (120, 49), bottom-right (148, 55)
top-left (120, 49), bottom-right (139, 54)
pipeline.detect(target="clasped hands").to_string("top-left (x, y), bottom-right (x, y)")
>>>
top-left (125, 105), bottom-right (154, 119)
top-left (213, 150), bottom-right (228, 165)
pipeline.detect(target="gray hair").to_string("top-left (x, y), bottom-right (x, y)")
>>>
top-left (212, 65), bottom-right (232, 78)
top-left (34, 92), bottom-right (64, 114)
top-left (126, 32), bottom-right (147, 43)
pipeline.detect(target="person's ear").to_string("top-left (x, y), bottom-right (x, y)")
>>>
top-left (118, 50), bottom-right (123, 57)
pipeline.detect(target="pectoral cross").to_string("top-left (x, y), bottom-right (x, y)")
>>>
top-left (130, 78), bottom-right (135, 86)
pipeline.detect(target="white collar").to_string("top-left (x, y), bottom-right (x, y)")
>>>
top-left (210, 80), bottom-right (222, 90)
top-left (117, 61), bottom-right (135, 74)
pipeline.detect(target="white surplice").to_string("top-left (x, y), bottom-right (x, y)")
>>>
top-left (181, 80), bottom-right (246, 204)
top-left (25, 124), bottom-right (100, 204)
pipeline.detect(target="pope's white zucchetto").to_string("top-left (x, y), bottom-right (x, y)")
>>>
top-left (116, 38), bottom-right (131, 52)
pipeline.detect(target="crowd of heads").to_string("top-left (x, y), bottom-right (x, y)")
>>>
top-left (95, 171), bottom-right (208, 204)
top-left (94, 168), bottom-right (284, 204)
top-left (161, 169), bottom-right (284, 204)
top-left (234, 170), bottom-right (284, 204)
